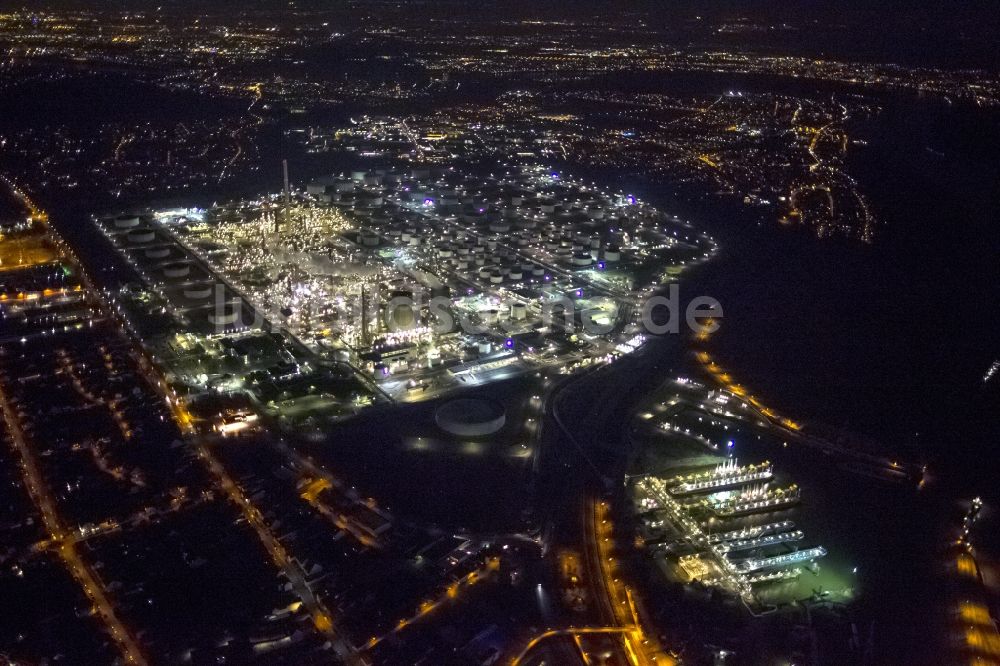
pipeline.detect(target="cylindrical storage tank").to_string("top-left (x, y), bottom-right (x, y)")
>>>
top-left (489, 272), bottom-right (503, 285)
top-left (479, 267), bottom-right (492, 279)
top-left (532, 266), bottom-right (545, 277)
top-left (508, 269), bottom-right (523, 281)
top-left (435, 398), bottom-right (506, 437)
top-left (475, 257), bottom-right (486, 267)
top-left (128, 229), bottom-right (156, 244)
top-left (604, 246), bottom-right (621, 262)
top-left (114, 215), bottom-right (140, 229)
top-left (184, 284), bottom-right (214, 300)
top-left (335, 181), bottom-right (354, 192)
top-left (145, 247), bottom-right (171, 259)
top-left (408, 236), bottom-right (420, 246)
top-left (571, 252), bottom-right (592, 266)
top-left (163, 263), bottom-right (191, 279)
top-left (208, 305), bottom-right (241, 327)
top-left (360, 232), bottom-right (380, 247)
top-left (483, 309), bottom-right (500, 324)
top-left (351, 170), bottom-right (367, 181)
top-left (489, 221), bottom-right (510, 233)
top-left (511, 302), bottom-right (527, 320)
top-left (363, 175), bottom-right (381, 186)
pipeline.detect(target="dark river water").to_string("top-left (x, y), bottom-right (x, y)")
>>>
top-left (677, 97), bottom-right (999, 497)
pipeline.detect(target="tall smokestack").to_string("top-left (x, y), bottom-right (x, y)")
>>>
top-left (360, 284), bottom-right (369, 347)
top-left (277, 159), bottom-right (290, 233)
top-left (282, 159), bottom-right (290, 206)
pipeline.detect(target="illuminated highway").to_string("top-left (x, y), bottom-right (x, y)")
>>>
top-left (0, 331), bottom-right (147, 666)
top-left (192, 441), bottom-right (358, 664)
top-left (362, 556), bottom-right (501, 652)
top-left (0, 175), bottom-right (147, 663)
top-left (509, 626), bottom-right (633, 666)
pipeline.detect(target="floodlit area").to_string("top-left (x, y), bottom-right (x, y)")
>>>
top-left (158, 201), bottom-right (380, 348)
top-left (0, 232), bottom-right (61, 272)
top-left (103, 164), bottom-right (716, 403)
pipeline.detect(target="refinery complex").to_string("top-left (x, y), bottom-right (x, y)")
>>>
top-left (94, 164), bottom-right (717, 421)
top-left (3, 5), bottom-right (996, 665)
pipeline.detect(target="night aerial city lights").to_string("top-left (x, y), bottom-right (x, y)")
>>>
top-left (0, 2), bottom-right (997, 666)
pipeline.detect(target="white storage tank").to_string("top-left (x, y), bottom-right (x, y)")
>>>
top-left (208, 303), bottom-right (241, 327)
top-left (184, 284), bottom-right (214, 300)
top-left (128, 229), bottom-right (156, 244)
top-left (435, 398), bottom-right (506, 437)
top-left (114, 215), bottom-right (140, 229)
top-left (163, 263), bottom-right (191, 279)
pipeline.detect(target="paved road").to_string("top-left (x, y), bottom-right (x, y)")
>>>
top-left (0, 367), bottom-right (148, 665)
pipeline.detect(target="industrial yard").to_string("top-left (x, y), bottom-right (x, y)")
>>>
top-left (94, 164), bottom-right (718, 409)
